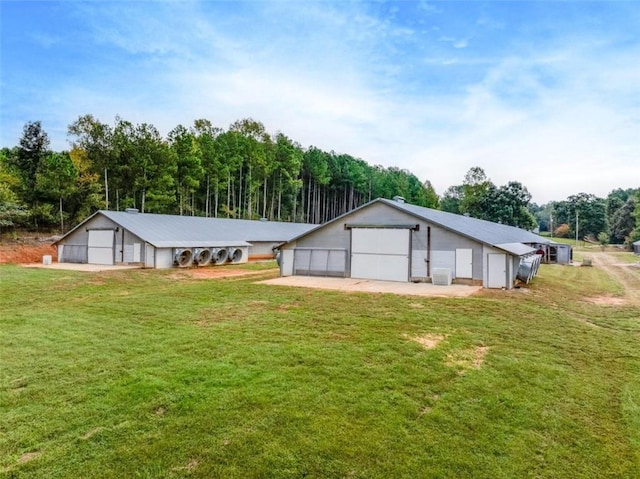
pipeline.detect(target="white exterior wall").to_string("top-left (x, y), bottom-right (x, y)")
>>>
top-left (482, 245), bottom-right (519, 289)
top-left (248, 241), bottom-right (278, 258)
top-left (155, 248), bottom-right (174, 268)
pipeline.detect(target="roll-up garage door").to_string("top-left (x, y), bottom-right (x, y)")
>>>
top-left (351, 228), bottom-right (410, 282)
top-left (87, 230), bottom-right (114, 265)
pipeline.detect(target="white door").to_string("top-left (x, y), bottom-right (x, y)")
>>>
top-left (456, 249), bottom-right (473, 278)
top-left (487, 253), bottom-right (507, 288)
top-left (87, 230), bottom-right (114, 265)
top-left (281, 249), bottom-right (294, 276)
top-left (351, 228), bottom-right (410, 282)
top-left (145, 243), bottom-right (155, 268)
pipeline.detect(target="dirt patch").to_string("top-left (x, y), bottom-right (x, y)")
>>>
top-left (261, 276), bottom-right (481, 298)
top-left (81, 427), bottom-right (105, 440)
top-left (170, 267), bottom-right (274, 280)
top-left (410, 333), bottom-right (445, 349)
top-left (589, 252), bottom-right (640, 305)
top-left (0, 242), bottom-right (57, 264)
top-left (446, 346), bottom-right (489, 374)
top-left (586, 296), bottom-right (628, 306)
top-left (18, 451), bottom-right (41, 464)
top-left (172, 459), bottom-right (199, 472)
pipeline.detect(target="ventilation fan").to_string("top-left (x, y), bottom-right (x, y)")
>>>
top-left (193, 248), bottom-right (212, 266)
top-left (173, 248), bottom-right (193, 267)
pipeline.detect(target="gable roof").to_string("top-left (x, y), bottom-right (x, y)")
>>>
top-left (56, 210), bottom-right (316, 248)
top-left (378, 198), bottom-right (548, 247)
top-left (283, 198), bottom-right (547, 256)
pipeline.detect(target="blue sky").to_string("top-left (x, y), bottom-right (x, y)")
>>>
top-left (1, 1), bottom-right (638, 204)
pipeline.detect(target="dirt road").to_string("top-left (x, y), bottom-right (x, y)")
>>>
top-left (587, 251), bottom-right (640, 305)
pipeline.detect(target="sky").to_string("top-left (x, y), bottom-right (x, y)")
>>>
top-left (1, 0), bottom-right (638, 205)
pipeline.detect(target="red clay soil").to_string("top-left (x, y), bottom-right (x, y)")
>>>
top-left (0, 243), bottom-right (57, 264)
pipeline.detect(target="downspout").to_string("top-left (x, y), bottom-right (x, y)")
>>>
top-left (426, 226), bottom-right (431, 277)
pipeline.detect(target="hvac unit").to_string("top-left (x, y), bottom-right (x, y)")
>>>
top-left (227, 247), bottom-right (244, 263)
top-left (173, 248), bottom-right (193, 267)
top-left (193, 248), bottom-right (212, 266)
top-left (432, 268), bottom-right (452, 286)
top-left (212, 248), bottom-right (228, 265)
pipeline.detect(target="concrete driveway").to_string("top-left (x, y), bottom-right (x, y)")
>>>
top-left (259, 276), bottom-right (482, 297)
top-left (23, 263), bottom-right (141, 272)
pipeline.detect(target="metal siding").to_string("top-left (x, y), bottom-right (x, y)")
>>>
top-left (155, 248), bottom-right (173, 268)
top-left (122, 229), bottom-right (145, 264)
top-left (430, 225), bottom-right (483, 280)
top-left (58, 215), bottom-right (119, 264)
top-left (431, 251), bottom-right (455, 272)
top-left (248, 241), bottom-right (278, 257)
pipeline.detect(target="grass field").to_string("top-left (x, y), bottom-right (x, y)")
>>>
top-left (2, 260), bottom-right (640, 478)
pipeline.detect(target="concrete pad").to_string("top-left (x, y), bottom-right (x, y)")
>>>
top-left (22, 263), bottom-right (142, 272)
top-left (258, 276), bottom-right (482, 298)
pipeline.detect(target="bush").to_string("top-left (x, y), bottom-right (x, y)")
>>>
top-left (554, 223), bottom-right (570, 238)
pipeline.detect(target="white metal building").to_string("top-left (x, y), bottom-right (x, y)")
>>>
top-left (54, 209), bottom-right (315, 268)
top-left (277, 197), bottom-right (552, 289)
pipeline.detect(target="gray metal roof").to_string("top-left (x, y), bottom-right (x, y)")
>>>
top-left (58, 210), bottom-right (316, 248)
top-left (379, 198), bottom-right (549, 250)
top-left (495, 242), bottom-right (537, 256)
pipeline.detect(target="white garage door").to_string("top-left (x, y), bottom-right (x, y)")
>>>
top-left (351, 228), bottom-right (410, 282)
top-left (87, 230), bottom-right (114, 265)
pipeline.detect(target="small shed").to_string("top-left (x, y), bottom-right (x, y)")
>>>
top-left (54, 209), bottom-right (315, 268)
top-left (277, 197), bottom-right (551, 289)
top-left (531, 242), bottom-right (573, 264)
top-left (633, 240), bottom-right (640, 255)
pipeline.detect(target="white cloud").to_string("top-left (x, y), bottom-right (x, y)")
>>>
top-left (3, 0), bottom-right (638, 205)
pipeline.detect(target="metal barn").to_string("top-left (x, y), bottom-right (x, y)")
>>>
top-left (277, 197), bottom-right (551, 289)
top-left (54, 209), bottom-right (315, 268)
top-left (634, 240), bottom-right (640, 255)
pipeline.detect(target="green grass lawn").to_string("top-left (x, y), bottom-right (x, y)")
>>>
top-left (2, 264), bottom-right (640, 478)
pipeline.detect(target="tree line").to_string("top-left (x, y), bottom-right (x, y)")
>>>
top-left (439, 167), bottom-right (639, 246)
top-left (530, 189), bottom-right (640, 246)
top-left (0, 117), bottom-right (438, 231)
top-left (1, 117), bottom-right (638, 247)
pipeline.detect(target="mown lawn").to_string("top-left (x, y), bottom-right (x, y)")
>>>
top-left (1, 263), bottom-right (640, 478)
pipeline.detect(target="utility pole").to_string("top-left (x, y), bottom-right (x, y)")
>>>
top-left (575, 210), bottom-right (579, 246)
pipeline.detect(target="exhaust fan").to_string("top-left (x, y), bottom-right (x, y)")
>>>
top-left (193, 248), bottom-right (212, 266)
top-left (212, 248), bottom-right (228, 265)
top-left (173, 248), bottom-right (193, 267)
